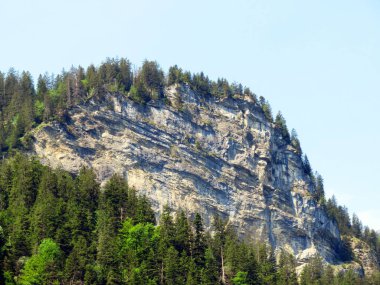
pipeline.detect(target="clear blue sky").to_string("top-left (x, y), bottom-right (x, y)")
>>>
top-left (1, 0), bottom-right (379, 229)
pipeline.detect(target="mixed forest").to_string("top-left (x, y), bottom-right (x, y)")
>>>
top-left (0, 58), bottom-right (379, 284)
top-left (0, 155), bottom-right (379, 285)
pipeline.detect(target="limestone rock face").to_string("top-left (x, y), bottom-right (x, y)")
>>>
top-left (350, 237), bottom-right (379, 276)
top-left (32, 85), bottom-right (344, 265)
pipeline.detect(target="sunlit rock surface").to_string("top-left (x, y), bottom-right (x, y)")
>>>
top-left (32, 84), bottom-right (354, 267)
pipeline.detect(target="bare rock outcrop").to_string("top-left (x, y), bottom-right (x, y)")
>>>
top-left (32, 84), bottom-right (348, 267)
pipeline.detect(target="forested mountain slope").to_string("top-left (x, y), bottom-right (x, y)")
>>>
top-left (0, 155), bottom-right (379, 284)
top-left (0, 58), bottom-right (379, 284)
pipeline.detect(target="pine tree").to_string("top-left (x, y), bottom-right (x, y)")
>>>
top-left (275, 111), bottom-right (290, 142)
top-left (321, 265), bottom-right (334, 285)
top-left (290, 129), bottom-right (302, 154)
top-left (352, 213), bottom-right (363, 238)
top-left (193, 213), bottom-right (206, 267)
top-left (71, 167), bottom-right (99, 241)
top-left (303, 154), bottom-right (312, 176)
top-left (138, 60), bottom-right (165, 100)
top-left (96, 174), bottom-right (128, 282)
top-left (4, 69), bottom-right (19, 107)
top-left (0, 226), bottom-right (5, 284)
top-left (257, 245), bottom-right (277, 285)
top-left (86, 64), bottom-right (99, 91)
top-left (277, 250), bottom-right (298, 285)
top-left (7, 155), bottom-right (43, 267)
top-left (164, 246), bottom-right (180, 285)
top-left (192, 72), bottom-right (210, 97)
top-left (119, 58), bottom-right (133, 92)
top-left (314, 173), bottom-right (325, 204)
top-left (158, 205), bottom-right (175, 284)
top-left (168, 65), bottom-right (184, 85)
top-left (211, 214), bottom-right (228, 283)
top-left (135, 195), bottom-right (156, 224)
top-left (0, 72), bottom-right (5, 109)
top-left (201, 247), bottom-right (219, 285)
top-left (174, 210), bottom-right (192, 255)
top-left (300, 255), bottom-right (323, 285)
top-left (64, 235), bottom-right (89, 283)
top-left (30, 169), bottom-right (64, 250)
top-left (259, 96), bottom-right (273, 123)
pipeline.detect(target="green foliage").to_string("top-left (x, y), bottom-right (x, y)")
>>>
top-left (0, 58), bottom-right (294, 155)
top-left (300, 259), bottom-right (321, 285)
top-left (0, 226), bottom-right (5, 284)
top-left (0, 57), bottom-right (380, 284)
top-left (299, 258), bottom-right (371, 285)
top-left (290, 129), bottom-right (302, 154)
top-left (257, 245), bottom-right (278, 284)
top-left (259, 96), bottom-right (273, 122)
top-left (168, 65), bottom-right (188, 85)
top-left (34, 100), bottom-right (45, 123)
top-left (313, 173), bottom-right (325, 204)
top-left (18, 238), bottom-right (62, 285)
top-left (211, 78), bottom-right (233, 98)
top-left (352, 213), bottom-right (363, 239)
top-left (129, 60), bottom-right (164, 103)
top-left (326, 196), bottom-right (352, 235)
top-left (193, 213), bottom-right (206, 267)
top-left (324, 194), bottom-right (378, 262)
top-left (119, 219), bottom-right (159, 283)
top-left (302, 154), bottom-right (312, 176)
top-left (191, 72), bottom-right (210, 96)
top-left (0, 154), bottom-right (376, 284)
top-left (277, 250), bottom-right (298, 285)
top-left (232, 271), bottom-right (248, 285)
top-left (129, 81), bottom-right (149, 104)
top-left (275, 111), bottom-right (290, 142)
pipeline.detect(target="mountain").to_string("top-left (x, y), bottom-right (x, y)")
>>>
top-left (0, 59), bottom-right (379, 280)
top-left (30, 82), bottom-right (368, 271)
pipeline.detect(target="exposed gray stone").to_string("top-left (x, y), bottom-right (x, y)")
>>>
top-left (30, 84), bottom-right (370, 270)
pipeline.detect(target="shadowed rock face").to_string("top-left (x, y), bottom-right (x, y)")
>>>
top-left (32, 84), bottom-right (343, 265)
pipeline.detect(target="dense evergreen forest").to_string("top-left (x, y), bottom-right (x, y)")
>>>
top-left (0, 154), bottom-right (379, 285)
top-left (0, 58), bottom-right (379, 284)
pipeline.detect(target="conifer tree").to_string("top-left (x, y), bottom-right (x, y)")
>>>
top-left (352, 213), bottom-right (363, 238)
top-left (259, 96), bottom-right (273, 122)
top-left (211, 214), bottom-right (228, 283)
top-left (119, 58), bottom-right (133, 92)
top-left (174, 210), bottom-right (192, 254)
top-left (314, 173), bottom-right (325, 204)
top-left (275, 111), bottom-right (290, 142)
top-left (300, 255), bottom-right (323, 285)
top-left (164, 246), bottom-right (180, 285)
top-left (193, 213), bottom-right (206, 268)
top-left (303, 154), bottom-right (312, 176)
top-left (321, 265), bottom-right (334, 285)
top-left (201, 247), bottom-right (219, 285)
top-left (135, 195), bottom-right (156, 224)
top-left (30, 169), bottom-right (64, 250)
top-left (0, 226), bottom-right (5, 284)
top-left (96, 174), bottom-right (128, 282)
top-left (257, 245), bottom-right (277, 285)
top-left (277, 250), bottom-right (298, 285)
top-left (168, 65), bottom-right (184, 85)
top-left (7, 155), bottom-right (42, 267)
top-left (290, 129), bottom-right (302, 154)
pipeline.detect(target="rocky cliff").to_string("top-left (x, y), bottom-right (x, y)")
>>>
top-left (31, 84), bottom-right (346, 267)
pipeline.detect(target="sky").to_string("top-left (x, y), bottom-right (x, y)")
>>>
top-left (1, 0), bottom-right (379, 229)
